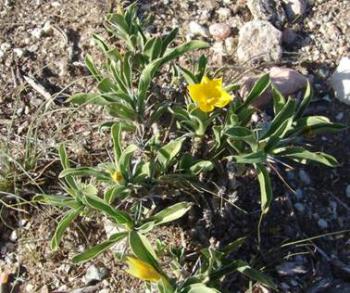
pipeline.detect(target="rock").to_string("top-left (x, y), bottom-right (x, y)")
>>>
top-left (276, 262), bottom-right (308, 276)
top-left (247, 0), bottom-right (286, 27)
top-left (13, 48), bottom-right (24, 58)
top-left (299, 169), bottom-right (311, 185)
top-left (216, 7), bottom-right (231, 21)
top-left (317, 218), bottom-right (328, 229)
top-left (209, 23), bottom-right (231, 40)
top-left (9, 230), bottom-right (17, 241)
top-left (282, 28), bottom-right (298, 46)
top-left (284, 0), bottom-right (307, 20)
top-left (224, 37), bottom-right (236, 55)
top-left (0, 42), bottom-right (11, 52)
top-left (346, 185), bottom-right (350, 198)
top-left (84, 265), bottom-right (108, 285)
top-left (237, 20), bottom-right (282, 64)
top-left (329, 57), bottom-right (350, 105)
top-left (188, 21), bottom-right (209, 37)
top-left (294, 203), bottom-right (305, 213)
top-left (240, 67), bottom-right (308, 108)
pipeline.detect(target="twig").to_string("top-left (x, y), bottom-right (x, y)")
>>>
top-left (23, 76), bottom-right (52, 101)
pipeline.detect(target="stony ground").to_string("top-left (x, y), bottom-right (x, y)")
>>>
top-left (0, 0), bottom-right (350, 292)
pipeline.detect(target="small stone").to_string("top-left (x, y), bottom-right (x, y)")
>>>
top-left (240, 67), bottom-right (308, 108)
top-left (299, 169), bottom-right (311, 185)
top-left (84, 265), bottom-right (108, 285)
top-left (336, 112), bottom-right (344, 121)
top-left (276, 262), bottom-right (308, 276)
top-left (294, 203), bottom-right (305, 213)
top-left (10, 230), bottom-right (17, 241)
top-left (188, 21), bottom-right (209, 37)
top-left (224, 37), bottom-right (236, 55)
top-left (284, 0), bottom-right (307, 20)
top-left (345, 185), bottom-right (350, 198)
top-left (209, 23), bottom-right (231, 40)
top-left (13, 48), bottom-right (24, 58)
top-left (42, 21), bottom-right (53, 35)
top-left (329, 56), bottom-right (350, 105)
top-left (216, 7), bottom-right (231, 21)
top-left (282, 28), bottom-right (298, 46)
top-left (31, 27), bottom-right (43, 39)
top-left (0, 42), bottom-right (11, 52)
top-left (318, 218), bottom-right (328, 229)
top-left (237, 20), bottom-right (282, 64)
top-left (247, 0), bottom-right (286, 28)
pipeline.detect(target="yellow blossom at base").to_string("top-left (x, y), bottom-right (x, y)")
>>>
top-left (125, 256), bottom-right (162, 282)
top-left (187, 76), bottom-right (233, 112)
top-left (111, 170), bottom-right (123, 183)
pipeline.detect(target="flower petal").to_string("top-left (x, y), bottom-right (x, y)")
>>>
top-left (126, 257), bottom-right (161, 283)
top-left (214, 90), bottom-right (233, 108)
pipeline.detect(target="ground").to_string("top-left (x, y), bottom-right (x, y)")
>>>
top-left (0, 0), bottom-right (349, 292)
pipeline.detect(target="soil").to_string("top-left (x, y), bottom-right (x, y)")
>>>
top-left (0, 0), bottom-right (350, 292)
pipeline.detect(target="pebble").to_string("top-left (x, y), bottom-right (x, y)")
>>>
top-left (247, 0), bottom-right (286, 28)
top-left (329, 56), bottom-right (350, 105)
top-left (0, 42), bottom-right (11, 52)
top-left (299, 169), bottom-right (311, 185)
top-left (294, 203), bottom-right (305, 213)
top-left (224, 37), bottom-right (235, 55)
top-left (318, 218), bottom-right (328, 229)
top-left (295, 188), bottom-right (304, 200)
top-left (237, 20), bottom-right (282, 64)
top-left (84, 265), bottom-right (108, 285)
top-left (209, 23), bottom-right (231, 40)
top-left (10, 230), bottom-right (17, 241)
top-left (284, 0), bottom-right (307, 20)
top-left (282, 28), bottom-right (298, 46)
top-left (188, 21), bottom-right (209, 37)
top-left (240, 67), bottom-right (308, 108)
top-left (216, 7), bottom-right (231, 21)
top-left (276, 262), bottom-right (308, 276)
top-left (13, 48), bottom-right (24, 58)
top-left (346, 185), bottom-right (350, 198)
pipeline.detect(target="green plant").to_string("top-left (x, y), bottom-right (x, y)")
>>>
top-left (33, 3), bottom-right (345, 292)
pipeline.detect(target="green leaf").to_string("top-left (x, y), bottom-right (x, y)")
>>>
top-left (51, 207), bottom-right (83, 251)
top-left (235, 260), bottom-right (276, 289)
top-left (261, 98), bottom-right (297, 139)
top-left (58, 144), bottom-right (78, 191)
top-left (157, 138), bottom-right (185, 170)
top-left (119, 144), bottom-right (138, 180)
top-left (72, 232), bottom-right (127, 263)
top-left (150, 37), bottom-right (163, 60)
top-left (129, 231), bottom-right (160, 271)
top-left (177, 66), bottom-right (197, 84)
top-left (106, 102), bottom-right (136, 120)
top-left (104, 186), bottom-right (130, 204)
top-left (273, 147), bottom-right (338, 167)
top-left (122, 52), bottom-right (133, 87)
top-left (240, 73), bottom-right (270, 109)
top-left (290, 116), bottom-right (346, 136)
top-left (225, 126), bottom-right (257, 149)
top-left (222, 237), bottom-right (246, 254)
top-left (189, 160), bottom-right (214, 175)
top-left (85, 54), bottom-right (101, 81)
top-left (69, 93), bottom-right (108, 106)
top-left (33, 194), bottom-right (81, 209)
top-left (97, 77), bottom-right (117, 93)
top-left (196, 55), bottom-right (208, 82)
top-left (186, 284), bottom-right (220, 293)
top-left (255, 164), bottom-right (272, 215)
top-left (111, 123), bottom-right (122, 164)
top-left (84, 194), bottom-right (133, 228)
top-left (59, 167), bottom-right (111, 181)
top-left (233, 151), bottom-right (267, 164)
top-left (149, 202), bottom-right (193, 226)
top-left (161, 27), bottom-right (179, 55)
top-left (295, 80), bottom-right (312, 119)
top-left (272, 85), bottom-right (286, 115)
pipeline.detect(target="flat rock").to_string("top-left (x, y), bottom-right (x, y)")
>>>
top-left (284, 0), bottom-right (307, 20)
top-left (247, 0), bottom-right (286, 28)
top-left (329, 56), bottom-right (350, 105)
top-left (237, 20), bottom-right (282, 64)
top-left (240, 67), bottom-right (308, 108)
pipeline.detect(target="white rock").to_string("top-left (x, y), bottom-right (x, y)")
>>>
top-left (237, 20), bottom-right (282, 64)
top-left (42, 21), bottom-right (53, 35)
top-left (0, 49), bottom-right (4, 60)
top-left (294, 203), bottom-right (305, 213)
top-left (84, 265), bottom-right (108, 285)
top-left (225, 37), bottom-right (236, 55)
top-left (284, 0), bottom-right (307, 19)
top-left (188, 21), bottom-right (209, 37)
top-left (346, 185), bottom-right (350, 198)
top-left (299, 169), bottom-right (311, 185)
top-left (317, 218), bottom-right (328, 229)
top-left (10, 230), bottom-right (18, 241)
top-left (13, 48), bottom-right (24, 58)
top-left (209, 23), bottom-right (231, 40)
top-left (329, 56), bottom-right (350, 105)
top-left (216, 7), bottom-right (231, 21)
top-left (31, 27), bottom-right (43, 39)
top-left (0, 42), bottom-right (11, 51)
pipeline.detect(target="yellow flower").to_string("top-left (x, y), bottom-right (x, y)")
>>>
top-left (187, 76), bottom-right (233, 112)
top-left (125, 256), bottom-right (162, 282)
top-left (111, 170), bottom-right (123, 183)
